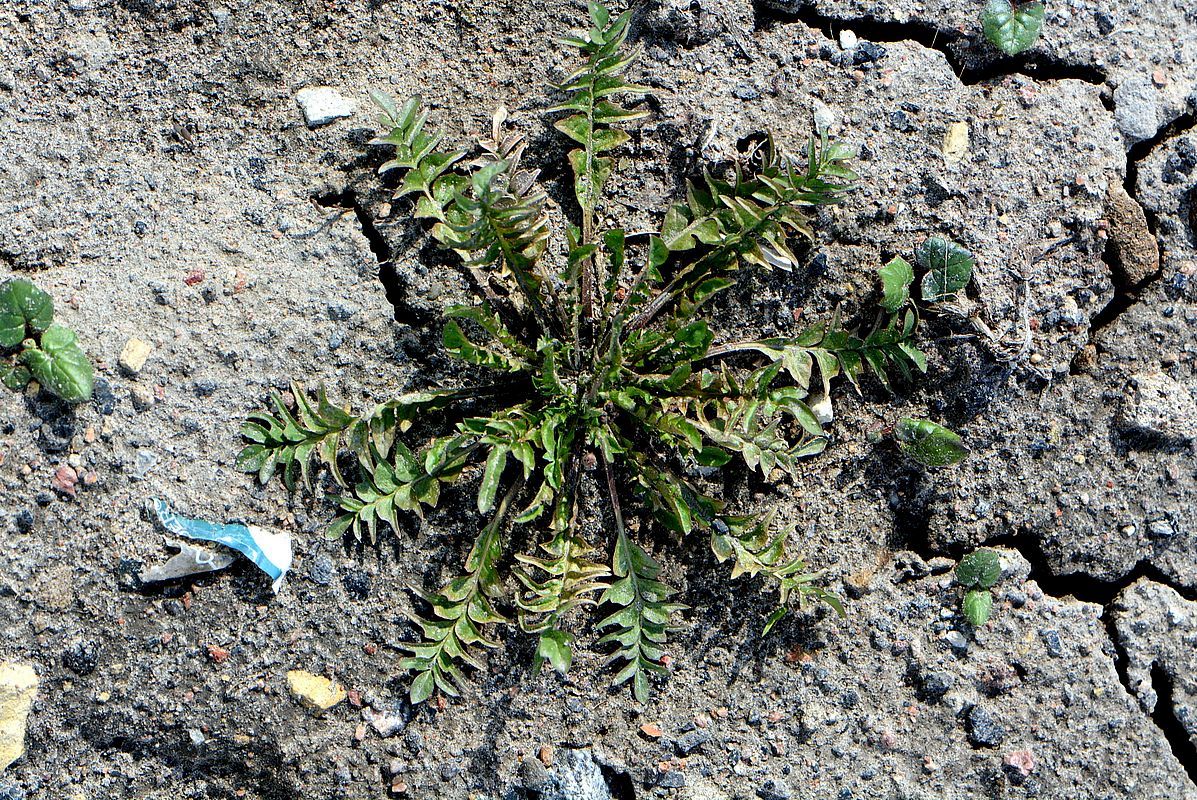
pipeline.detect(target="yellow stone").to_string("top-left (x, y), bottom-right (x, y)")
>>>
top-left (286, 670), bottom-right (346, 711)
top-left (942, 121), bottom-right (970, 164)
top-left (0, 662), bottom-right (38, 771)
top-left (118, 337), bottom-right (153, 375)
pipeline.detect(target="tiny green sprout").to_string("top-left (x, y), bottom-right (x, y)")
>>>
top-left (240, 2), bottom-right (971, 704)
top-left (957, 549), bottom-right (1002, 626)
top-left (981, 0), bottom-right (1046, 57)
top-left (0, 278), bottom-right (93, 403)
top-left (896, 418), bottom-right (969, 467)
top-left (963, 589), bottom-right (994, 626)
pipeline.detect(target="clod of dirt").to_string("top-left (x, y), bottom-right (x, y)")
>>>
top-left (1106, 181), bottom-right (1160, 285)
top-left (62, 640), bottom-right (99, 676)
top-left (1118, 371), bottom-right (1197, 443)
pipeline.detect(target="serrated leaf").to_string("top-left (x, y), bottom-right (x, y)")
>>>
top-left (917, 236), bottom-right (974, 303)
top-left (554, 114), bottom-right (591, 146)
top-left (895, 417), bottom-right (968, 467)
top-left (957, 549), bottom-right (1001, 589)
top-left (981, 0), bottom-right (1045, 56)
top-left (963, 589), bottom-right (994, 626)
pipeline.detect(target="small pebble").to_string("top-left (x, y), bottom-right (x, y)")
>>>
top-left (13, 510), bottom-right (34, 534)
top-left (966, 705), bottom-right (1006, 747)
top-left (133, 449), bottom-right (159, 479)
top-left (342, 570), bottom-right (371, 600)
top-left (1039, 628), bottom-right (1063, 657)
top-left (308, 554), bottom-right (335, 586)
top-left (673, 729), bottom-right (710, 755)
top-left (1003, 748), bottom-right (1036, 777)
top-left (733, 83), bottom-right (759, 101)
top-left (296, 87), bottom-right (355, 128)
top-left (63, 641), bottom-right (98, 675)
top-left (118, 338), bottom-right (153, 376)
top-left (811, 99), bottom-right (836, 133)
top-left (657, 770), bottom-right (686, 788)
top-left (131, 385), bottom-right (155, 411)
top-left (92, 378), bottom-right (116, 415)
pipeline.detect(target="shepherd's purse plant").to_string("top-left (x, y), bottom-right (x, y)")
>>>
top-left (239, 3), bottom-right (968, 704)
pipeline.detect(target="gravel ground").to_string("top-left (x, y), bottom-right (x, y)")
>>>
top-left (1, 1), bottom-right (1195, 798)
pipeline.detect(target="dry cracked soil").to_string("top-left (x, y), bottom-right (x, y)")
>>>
top-left (1, 1), bottom-right (1196, 799)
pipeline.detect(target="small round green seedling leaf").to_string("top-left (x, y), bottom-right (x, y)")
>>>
top-left (895, 417), bottom-right (968, 467)
top-left (2, 363), bottom-right (32, 391)
top-left (878, 256), bottom-right (914, 313)
top-left (0, 278), bottom-right (55, 348)
top-left (956, 549), bottom-right (1001, 589)
top-left (963, 589), bottom-right (994, 626)
top-left (917, 236), bottom-right (975, 304)
top-left (536, 629), bottom-right (574, 676)
top-left (20, 323), bottom-right (94, 403)
top-left (981, 0), bottom-right (1045, 57)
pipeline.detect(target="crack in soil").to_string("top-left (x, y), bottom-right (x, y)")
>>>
top-left (742, 2), bottom-right (1177, 356)
top-left (894, 486), bottom-right (1197, 783)
top-left (951, 531), bottom-right (1197, 783)
top-left (1150, 661), bottom-right (1197, 786)
top-left (601, 761), bottom-right (637, 799)
top-left (751, 1), bottom-right (1108, 89)
top-left (313, 189), bottom-right (391, 265)
top-left (312, 189), bottom-right (417, 324)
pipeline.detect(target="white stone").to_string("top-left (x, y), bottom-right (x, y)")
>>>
top-left (295, 87), bottom-right (355, 128)
top-left (810, 392), bottom-right (834, 425)
top-left (811, 98), bottom-right (837, 134)
top-left (838, 29), bottom-right (858, 50)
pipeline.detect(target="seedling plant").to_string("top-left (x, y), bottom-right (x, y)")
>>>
top-left (957, 549), bottom-right (1002, 625)
top-left (1, 277), bottom-right (94, 403)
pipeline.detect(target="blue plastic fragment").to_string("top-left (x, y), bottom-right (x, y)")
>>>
top-left (151, 498), bottom-right (293, 592)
